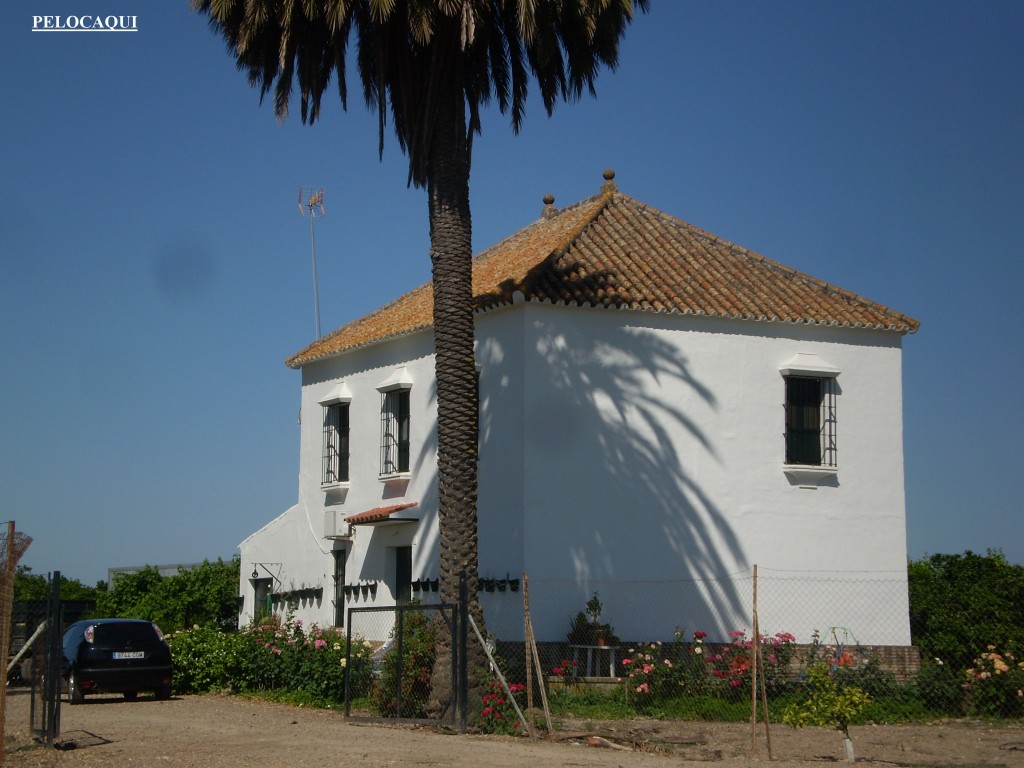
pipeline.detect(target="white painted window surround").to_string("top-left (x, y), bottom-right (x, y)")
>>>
top-left (779, 353), bottom-right (840, 483)
top-left (377, 368), bottom-right (413, 480)
top-left (319, 384), bottom-right (352, 491)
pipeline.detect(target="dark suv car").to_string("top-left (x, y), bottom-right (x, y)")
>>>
top-left (62, 619), bottom-right (173, 703)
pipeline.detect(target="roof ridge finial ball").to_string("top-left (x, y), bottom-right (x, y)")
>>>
top-left (541, 193), bottom-right (557, 219)
top-left (601, 168), bottom-right (617, 192)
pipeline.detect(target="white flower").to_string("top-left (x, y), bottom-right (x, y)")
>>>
top-left (694, 647), bottom-right (703, 655)
top-left (340, 657), bottom-right (347, 667)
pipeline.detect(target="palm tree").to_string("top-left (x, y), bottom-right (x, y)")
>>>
top-left (192, 0), bottom-right (648, 711)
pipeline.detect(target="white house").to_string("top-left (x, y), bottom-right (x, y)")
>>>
top-left (239, 171), bottom-right (919, 649)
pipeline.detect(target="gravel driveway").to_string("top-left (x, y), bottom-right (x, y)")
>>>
top-left (5, 688), bottom-right (1024, 767)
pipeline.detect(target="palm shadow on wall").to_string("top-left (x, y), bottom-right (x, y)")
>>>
top-left (469, 261), bottom-right (751, 640)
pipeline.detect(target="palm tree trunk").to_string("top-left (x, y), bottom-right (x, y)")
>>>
top-left (424, 52), bottom-right (486, 717)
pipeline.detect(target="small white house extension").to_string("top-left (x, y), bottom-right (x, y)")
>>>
top-left (239, 171), bottom-right (919, 648)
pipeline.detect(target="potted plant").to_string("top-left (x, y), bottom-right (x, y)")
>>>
top-left (567, 592), bottom-right (618, 647)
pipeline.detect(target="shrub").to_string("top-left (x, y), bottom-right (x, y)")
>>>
top-left (372, 608), bottom-right (437, 718)
top-left (964, 644), bottom-right (1024, 717)
top-left (165, 624), bottom-right (247, 694)
top-left (706, 630), bottom-right (797, 697)
top-left (478, 680), bottom-right (526, 735)
top-left (909, 550), bottom-right (1024, 674)
top-left (622, 641), bottom-right (679, 711)
top-left (914, 659), bottom-right (964, 714)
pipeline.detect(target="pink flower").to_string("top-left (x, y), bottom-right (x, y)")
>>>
top-left (636, 682), bottom-right (649, 694)
top-left (314, 639), bottom-right (327, 649)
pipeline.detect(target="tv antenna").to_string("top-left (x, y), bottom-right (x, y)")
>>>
top-left (298, 187), bottom-right (326, 338)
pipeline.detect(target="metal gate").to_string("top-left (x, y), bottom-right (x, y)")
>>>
top-left (344, 597), bottom-right (467, 731)
top-left (27, 572), bottom-right (63, 746)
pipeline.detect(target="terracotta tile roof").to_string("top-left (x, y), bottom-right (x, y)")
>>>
top-left (286, 173), bottom-right (919, 369)
top-left (345, 502), bottom-right (418, 525)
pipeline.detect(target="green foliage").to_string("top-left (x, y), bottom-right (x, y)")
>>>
top-left (566, 592), bottom-right (619, 646)
top-left (908, 549), bottom-right (1024, 673)
top-left (782, 662), bottom-right (871, 739)
top-left (13, 566), bottom-right (102, 603)
top-left (95, 559), bottom-right (240, 632)
top-left (831, 658), bottom-right (902, 700)
top-left (964, 644), bottom-right (1024, 717)
top-left (477, 679), bottom-right (526, 735)
top-left (620, 630), bottom-right (796, 713)
top-left (705, 630), bottom-right (797, 697)
top-left (166, 616), bottom-right (375, 705)
top-left (547, 684), bottom-right (636, 719)
top-left (165, 624), bottom-right (248, 694)
top-left (372, 609), bottom-right (437, 718)
top-left (913, 660), bottom-right (964, 714)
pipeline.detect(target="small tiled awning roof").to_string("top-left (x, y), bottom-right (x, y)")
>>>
top-left (345, 502), bottom-right (418, 526)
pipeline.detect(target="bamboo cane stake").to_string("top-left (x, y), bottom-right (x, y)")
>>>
top-left (523, 573), bottom-right (535, 737)
top-left (524, 575), bottom-right (554, 735)
top-left (751, 564), bottom-right (759, 749)
top-left (750, 564), bottom-right (773, 759)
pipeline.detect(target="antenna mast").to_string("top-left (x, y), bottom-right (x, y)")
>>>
top-left (298, 187), bottom-right (326, 338)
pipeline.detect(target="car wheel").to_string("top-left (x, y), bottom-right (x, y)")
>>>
top-left (67, 672), bottom-right (84, 704)
top-left (123, 691), bottom-right (138, 701)
top-left (155, 685), bottom-right (172, 700)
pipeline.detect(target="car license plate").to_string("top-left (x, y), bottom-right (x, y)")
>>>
top-left (113, 651), bottom-right (145, 660)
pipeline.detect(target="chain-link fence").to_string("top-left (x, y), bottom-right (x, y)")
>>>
top-left (1, 522), bottom-right (33, 764)
top-left (474, 568), bottom-right (1021, 720)
top-left (345, 602), bottom-right (466, 727)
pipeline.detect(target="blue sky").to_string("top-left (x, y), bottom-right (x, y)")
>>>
top-left (3, 1), bottom-right (1021, 586)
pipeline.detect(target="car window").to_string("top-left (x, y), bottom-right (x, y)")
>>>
top-left (94, 623), bottom-right (159, 644)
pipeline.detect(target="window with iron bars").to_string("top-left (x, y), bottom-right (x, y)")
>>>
top-left (784, 375), bottom-right (837, 467)
top-left (322, 402), bottom-right (350, 485)
top-left (380, 389), bottom-right (410, 477)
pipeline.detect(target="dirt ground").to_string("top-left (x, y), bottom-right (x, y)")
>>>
top-left (4, 689), bottom-right (1024, 768)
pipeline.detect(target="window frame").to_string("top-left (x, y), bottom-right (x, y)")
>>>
top-left (778, 353), bottom-right (839, 478)
top-left (783, 375), bottom-right (837, 467)
top-left (318, 384), bottom-right (352, 489)
top-left (321, 401), bottom-right (350, 486)
top-left (379, 388), bottom-right (411, 478)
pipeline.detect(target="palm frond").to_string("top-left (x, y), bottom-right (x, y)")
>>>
top-left (193, 0), bottom-right (649, 185)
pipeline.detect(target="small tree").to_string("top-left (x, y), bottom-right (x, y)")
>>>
top-left (783, 662), bottom-right (871, 762)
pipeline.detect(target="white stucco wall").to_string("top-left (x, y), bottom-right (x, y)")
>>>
top-left (239, 332), bottom-right (443, 633)
top-left (502, 301), bottom-right (910, 644)
top-left (240, 298), bottom-right (912, 645)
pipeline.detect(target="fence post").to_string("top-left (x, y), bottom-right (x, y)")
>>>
top-left (457, 572), bottom-right (468, 733)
